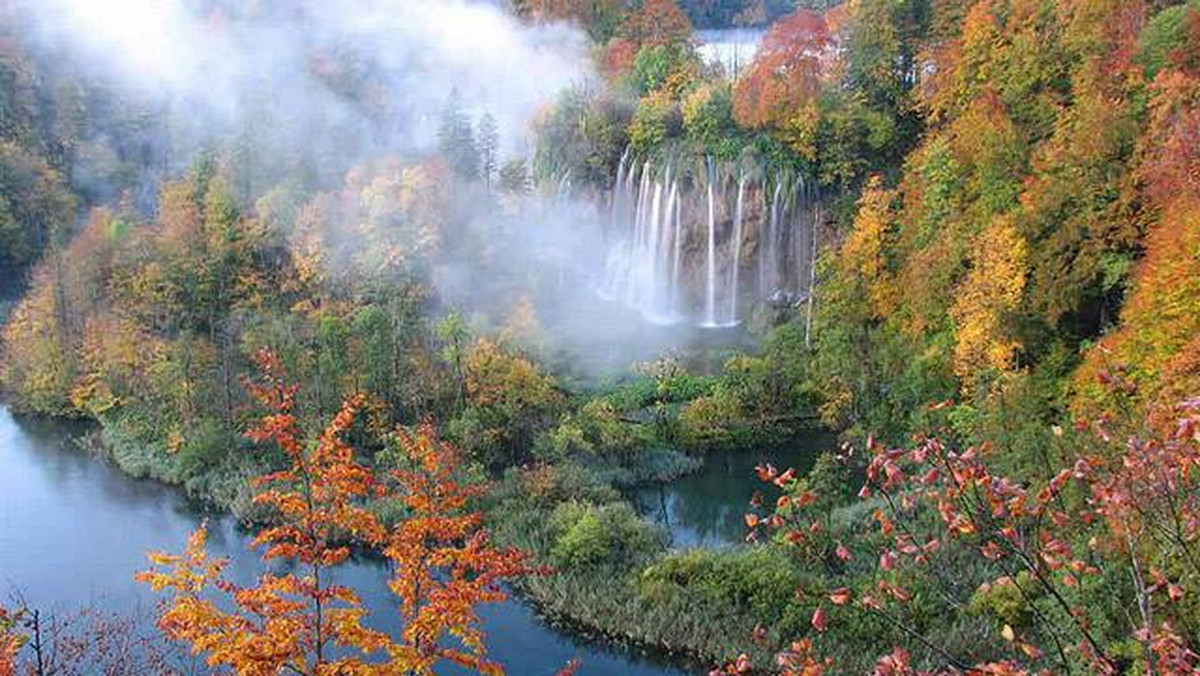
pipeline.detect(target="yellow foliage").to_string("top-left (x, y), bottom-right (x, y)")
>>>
top-left (950, 214), bottom-right (1028, 389)
top-left (839, 176), bottom-right (897, 319)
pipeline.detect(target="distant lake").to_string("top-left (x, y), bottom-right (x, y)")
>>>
top-left (696, 29), bottom-right (767, 75)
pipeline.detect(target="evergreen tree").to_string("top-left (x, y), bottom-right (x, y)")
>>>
top-left (438, 90), bottom-right (480, 181)
top-left (477, 112), bottom-right (499, 191)
top-left (498, 159), bottom-right (532, 196)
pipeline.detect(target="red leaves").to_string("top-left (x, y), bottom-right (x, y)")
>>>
top-left (732, 8), bottom-right (831, 131)
top-left (878, 550), bottom-right (898, 572)
top-left (872, 648), bottom-right (912, 676)
top-left (835, 541), bottom-right (852, 562)
top-left (722, 395), bottom-right (1200, 676)
top-left (810, 605), bottom-right (827, 632)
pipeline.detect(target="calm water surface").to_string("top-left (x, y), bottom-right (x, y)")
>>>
top-left (0, 407), bottom-right (689, 676)
top-left (632, 432), bottom-right (837, 549)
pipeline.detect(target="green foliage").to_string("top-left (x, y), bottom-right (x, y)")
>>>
top-left (535, 398), bottom-right (650, 461)
top-left (175, 416), bottom-right (237, 480)
top-left (550, 500), bottom-right (663, 569)
top-left (639, 546), bottom-right (808, 635)
top-left (678, 385), bottom-right (744, 449)
top-left (438, 91), bottom-right (480, 180)
top-left (1140, 2), bottom-right (1200, 78)
top-left (628, 91), bottom-right (681, 155)
top-left (534, 87), bottom-right (631, 188)
top-left (682, 84), bottom-right (744, 159)
top-left (968, 572), bottom-right (1037, 630)
top-left (0, 142), bottom-right (76, 275)
top-left (631, 42), bottom-right (699, 95)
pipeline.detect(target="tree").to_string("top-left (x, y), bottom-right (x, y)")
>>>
top-left (437, 313), bottom-right (471, 412)
top-left (0, 607), bottom-right (24, 676)
top-left (720, 395), bottom-right (1200, 675)
top-left (438, 91), bottom-right (480, 181)
top-left (622, 0), bottom-right (693, 48)
top-left (454, 338), bottom-right (563, 465)
top-left (949, 214), bottom-right (1027, 392)
top-left (139, 351), bottom-right (550, 675)
top-left (682, 84), bottom-right (742, 159)
top-left (628, 91), bottom-right (679, 154)
top-left (733, 9), bottom-right (831, 144)
top-left (498, 159), bottom-right (532, 196)
top-left (138, 350), bottom-right (388, 675)
top-left (1074, 48), bottom-right (1200, 424)
top-left (632, 42), bottom-right (701, 96)
top-left (478, 113), bottom-right (499, 191)
top-left (0, 141), bottom-right (76, 281)
top-left (383, 423), bottom-right (533, 674)
top-left (520, 0), bottom-right (625, 42)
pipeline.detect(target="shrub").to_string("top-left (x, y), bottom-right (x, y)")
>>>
top-left (639, 546), bottom-right (808, 635)
top-left (550, 500), bottom-right (663, 569)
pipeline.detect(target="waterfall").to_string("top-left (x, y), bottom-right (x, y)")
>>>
top-left (805, 199), bottom-right (820, 349)
top-left (727, 173), bottom-right (746, 325)
top-left (703, 158), bottom-right (717, 327)
top-left (761, 177), bottom-right (784, 298)
top-left (670, 180), bottom-right (682, 310)
top-left (599, 152), bottom-right (819, 328)
top-left (610, 148), bottom-right (630, 237)
top-left (600, 159), bottom-right (682, 324)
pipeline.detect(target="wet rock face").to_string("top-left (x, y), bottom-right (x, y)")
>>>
top-left (600, 154), bottom-right (821, 327)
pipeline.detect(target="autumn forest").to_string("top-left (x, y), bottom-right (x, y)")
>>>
top-left (1, 0), bottom-right (1199, 674)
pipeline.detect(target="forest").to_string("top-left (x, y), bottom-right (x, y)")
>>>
top-left (0, 0), bottom-right (1199, 674)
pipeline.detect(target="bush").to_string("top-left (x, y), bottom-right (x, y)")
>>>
top-left (677, 385), bottom-right (744, 449)
top-left (682, 84), bottom-right (743, 159)
top-left (631, 43), bottom-right (699, 96)
top-left (496, 462), bottom-right (622, 509)
top-left (176, 416), bottom-right (236, 479)
top-left (639, 546), bottom-right (809, 636)
top-left (628, 91), bottom-right (681, 155)
top-left (535, 398), bottom-right (650, 462)
top-left (1140, 2), bottom-right (1200, 78)
top-left (550, 500), bottom-right (663, 569)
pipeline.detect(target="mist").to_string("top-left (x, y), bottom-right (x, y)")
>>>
top-left (6, 0), bottom-right (749, 376)
top-left (17, 0), bottom-right (592, 163)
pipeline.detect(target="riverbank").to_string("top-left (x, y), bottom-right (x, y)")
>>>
top-left (0, 406), bottom-right (696, 676)
top-left (27, 403), bottom-right (832, 672)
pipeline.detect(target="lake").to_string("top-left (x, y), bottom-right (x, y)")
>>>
top-left (632, 432), bottom-right (836, 549)
top-left (0, 407), bottom-right (688, 676)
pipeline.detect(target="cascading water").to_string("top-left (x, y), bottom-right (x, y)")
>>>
top-left (703, 158), bottom-right (718, 327)
top-left (599, 152), bottom-right (820, 329)
top-left (600, 159), bottom-right (684, 324)
top-left (726, 173), bottom-right (746, 326)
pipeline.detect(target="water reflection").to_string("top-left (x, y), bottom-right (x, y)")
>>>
top-left (632, 433), bottom-right (836, 549)
top-left (0, 408), bottom-right (688, 676)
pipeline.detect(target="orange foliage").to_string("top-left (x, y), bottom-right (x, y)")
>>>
top-left (837, 175), bottom-right (898, 320)
top-left (1074, 63), bottom-right (1200, 422)
top-left (139, 350), bottom-right (389, 675)
top-left (599, 37), bottom-right (639, 79)
top-left (139, 351), bottom-right (544, 676)
top-left (1169, 8), bottom-right (1200, 76)
top-left (622, 0), bottom-right (692, 47)
top-left (949, 214), bottom-right (1027, 388)
top-left (732, 9), bottom-right (831, 132)
top-left (0, 607), bottom-right (21, 676)
top-left (382, 424), bottom-right (532, 675)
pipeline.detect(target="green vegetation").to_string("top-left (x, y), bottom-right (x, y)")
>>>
top-left (3, 0), bottom-right (1200, 673)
